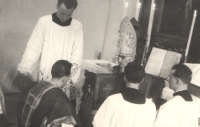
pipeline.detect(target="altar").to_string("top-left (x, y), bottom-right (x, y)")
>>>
top-left (82, 60), bottom-right (124, 110)
top-left (81, 59), bottom-right (159, 110)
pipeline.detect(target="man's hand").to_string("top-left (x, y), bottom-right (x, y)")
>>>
top-left (185, 0), bottom-right (193, 18)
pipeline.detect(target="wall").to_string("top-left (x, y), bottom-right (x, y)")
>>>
top-left (73, 0), bottom-right (110, 59)
top-left (0, 0), bottom-right (57, 77)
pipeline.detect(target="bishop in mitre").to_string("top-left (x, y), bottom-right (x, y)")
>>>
top-left (113, 16), bottom-right (141, 73)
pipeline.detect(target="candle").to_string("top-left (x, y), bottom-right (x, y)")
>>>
top-left (185, 10), bottom-right (197, 57)
top-left (124, 2), bottom-right (128, 18)
top-left (122, 0), bottom-right (126, 19)
top-left (122, 1), bottom-right (128, 19)
top-left (135, 2), bottom-right (141, 21)
top-left (146, 0), bottom-right (155, 47)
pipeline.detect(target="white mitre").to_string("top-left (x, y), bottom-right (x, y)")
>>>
top-left (118, 16), bottom-right (137, 57)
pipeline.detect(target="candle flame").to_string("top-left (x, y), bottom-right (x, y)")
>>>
top-left (194, 10), bottom-right (197, 15)
top-left (153, 3), bottom-right (155, 9)
top-left (138, 2), bottom-right (141, 8)
top-left (126, 2), bottom-right (128, 7)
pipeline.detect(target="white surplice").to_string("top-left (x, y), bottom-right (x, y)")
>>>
top-left (92, 93), bottom-right (156, 127)
top-left (154, 96), bottom-right (199, 127)
top-left (17, 15), bottom-right (83, 98)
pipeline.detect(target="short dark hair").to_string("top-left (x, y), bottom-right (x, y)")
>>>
top-left (51, 60), bottom-right (72, 78)
top-left (58, 0), bottom-right (78, 9)
top-left (124, 62), bottom-right (145, 83)
top-left (172, 64), bottom-right (192, 84)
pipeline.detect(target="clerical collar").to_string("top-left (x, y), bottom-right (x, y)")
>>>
top-left (173, 90), bottom-right (193, 101)
top-left (52, 13), bottom-right (72, 26)
top-left (121, 87), bottom-right (145, 104)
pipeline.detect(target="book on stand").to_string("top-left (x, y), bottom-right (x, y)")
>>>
top-left (145, 47), bottom-right (182, 79)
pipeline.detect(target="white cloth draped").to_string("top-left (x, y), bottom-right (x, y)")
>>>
top-left (93, 93), bottom-right (156, 127)
top-left (154, 96), bottom-right (199, 127)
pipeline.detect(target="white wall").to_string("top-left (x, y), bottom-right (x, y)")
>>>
top-left (0, 0), bottom-right (57, 76)
top-left (73, 0), bottom-right (110, 59)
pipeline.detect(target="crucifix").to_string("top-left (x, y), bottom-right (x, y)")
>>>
top-left (103, 84), bottom-right (113, 96)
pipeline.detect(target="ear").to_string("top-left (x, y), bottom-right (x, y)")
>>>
top-left (176, 78), bottom-right (180, 86)
top-left (124, 76), bottom-right (127, 82)
top-left (140, 78), bottom-right (144, 83)
top-left (62, 76), bottom-right (69, 84)
top-left (130, 57), bottom-right (135, 63)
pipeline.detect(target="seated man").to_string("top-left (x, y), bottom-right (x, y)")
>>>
top-left (92, 62), bottom-right (156, 127)
top-left (154, 64), bottom-right (199, 127)
top-left (8, 60), bottom-right (80, 127)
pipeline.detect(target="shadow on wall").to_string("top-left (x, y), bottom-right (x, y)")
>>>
top-left (0, 0), bottom-right (56, 78)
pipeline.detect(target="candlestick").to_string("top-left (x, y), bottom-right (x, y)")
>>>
top-left (146, 1), bottom-right (155, 47)
top-left (185, 10), bottom-right (197, 59)
top-left (141, 46), bottom-right (149, 67)
top-left (135, 2), bottom-right (141, 21)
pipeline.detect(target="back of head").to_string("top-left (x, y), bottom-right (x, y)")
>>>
top-left (124, 62), bottom-right (145, 83)
top-left (51, 60), bottom-right (72, 79)
top-left (58, 0), bottom-right (78, 9)
top-left (172, 64), bottom-right (192, 84)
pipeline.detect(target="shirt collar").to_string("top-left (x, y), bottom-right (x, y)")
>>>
top-left (173, 90), bottom-right (193, 101)
top-left (121, 87), bottom-right (145, 104)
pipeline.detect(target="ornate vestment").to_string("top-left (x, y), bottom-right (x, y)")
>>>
top-left (19, 81), bottom-right (80, 127)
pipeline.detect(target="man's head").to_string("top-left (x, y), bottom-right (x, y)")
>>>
top-left (56, 0), bottom-right (77, 22)
top-left (124, 62), bottom-right (145, 84)
top-left (167, 64), bottom-right (192, 91)
top-left (117, 17), bottom-right (141, 68)
top-left (51, 60), bottom-right (72, 87)
top-left (118, 55), bottom-right (135, 68)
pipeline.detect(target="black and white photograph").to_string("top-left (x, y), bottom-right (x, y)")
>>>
top-left (0, 0), bottom-right (200, 127)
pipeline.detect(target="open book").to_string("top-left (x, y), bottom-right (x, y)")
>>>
top-left (184, 63), bottom-right (200, 87)
top-left (145, 47), bottom-right (182, 79)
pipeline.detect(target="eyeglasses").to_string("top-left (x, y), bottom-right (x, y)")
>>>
top-left (165, 76), bottom-right (171, 81)
top-left (117, 55), bottom-right (125, 59)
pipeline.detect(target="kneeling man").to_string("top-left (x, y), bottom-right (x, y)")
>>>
top-left (12, 60), bottom-right (80, 127)
top-left (93, 62), bottom-right (156, 127)
top-left (154, 64), bottom-right (199, 127)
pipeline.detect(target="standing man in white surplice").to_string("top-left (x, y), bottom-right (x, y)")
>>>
top-left (93, 62), bottom-right (156, 127)
top-left (154, 64), bottom-right (199, 127)
top-left (17, 0), bottom-right (83, 108)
